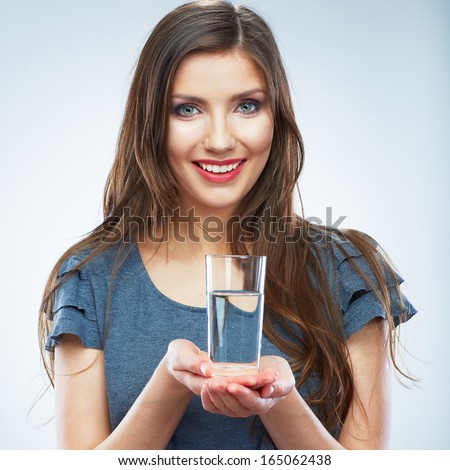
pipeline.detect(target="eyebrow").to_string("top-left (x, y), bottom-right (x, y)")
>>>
top-left (171, 88), bottom-right (267, 103)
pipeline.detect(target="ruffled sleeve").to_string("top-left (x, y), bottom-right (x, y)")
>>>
top-left (45, 254), bottom-right (102, 352)
top-left (332, 239), bottom-right (417, 339)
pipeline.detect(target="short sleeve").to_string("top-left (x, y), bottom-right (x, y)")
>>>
top-left (334, 240), bottom-right (417, 339)
top-left (45, 254), bottom-right (102, 352)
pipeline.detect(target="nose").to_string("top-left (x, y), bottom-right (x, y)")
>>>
top-left (203, 113), bottom-right (236, 153)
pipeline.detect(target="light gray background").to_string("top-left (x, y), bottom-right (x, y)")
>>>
top-left (0, 0), bottom-right (448, 449)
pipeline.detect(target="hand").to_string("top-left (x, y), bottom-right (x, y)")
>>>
top-left (165, 339), bottom-right (213, 395)
top-left (200, 356), bottom-right (295, 418)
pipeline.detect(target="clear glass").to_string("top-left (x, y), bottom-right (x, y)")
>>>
top-left (206, 254), bottom-right (266, 376)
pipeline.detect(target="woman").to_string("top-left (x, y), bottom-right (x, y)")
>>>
top-left (39, 0), bottom-right (416, 449)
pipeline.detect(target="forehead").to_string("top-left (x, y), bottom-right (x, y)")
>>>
top-left (171, 50), bottom-right (267, 95)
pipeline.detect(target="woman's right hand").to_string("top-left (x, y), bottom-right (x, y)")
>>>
top-left (165, 339), bottom-right (214, 395)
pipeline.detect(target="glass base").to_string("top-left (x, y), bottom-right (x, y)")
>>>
top-left (212, 362), bottom-right (258, 377)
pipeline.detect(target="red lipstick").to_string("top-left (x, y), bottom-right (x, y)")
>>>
top-left (193, 158), bottom-right (243, 165)
top-left (192, 159), bottom-right (246, 183)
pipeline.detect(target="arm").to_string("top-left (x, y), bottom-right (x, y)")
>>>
top-left (261, 318), bottom-right (391, 449)
top-left (54, 335), bottom-right (209, 449)
top-left (201, 319), bottom-right (391, 449)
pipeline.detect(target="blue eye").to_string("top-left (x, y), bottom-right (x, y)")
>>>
top-left (237, 100), bottom-right (259, 114)
top-left (175, 104), bottom-right (199, 117)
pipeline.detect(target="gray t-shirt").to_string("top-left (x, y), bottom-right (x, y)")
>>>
top-left (45, 237), bottom-right (416, 449)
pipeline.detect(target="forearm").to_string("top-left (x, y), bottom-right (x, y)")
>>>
top-left (260, 389), bottom-right (346, 450)
top-left (95, 355), bottom-right (192, 449)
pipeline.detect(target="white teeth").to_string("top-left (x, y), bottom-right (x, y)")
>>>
top-left (198, 161), bottom-right (242, 173)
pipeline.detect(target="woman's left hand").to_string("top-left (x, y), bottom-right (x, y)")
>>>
top-left (200, 356), bottom-right (295, 418)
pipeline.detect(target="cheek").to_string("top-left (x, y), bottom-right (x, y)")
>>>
top-left (167, 120), bottom-right (203, 163)
top-left (238, 117), bottom-right (274, 156)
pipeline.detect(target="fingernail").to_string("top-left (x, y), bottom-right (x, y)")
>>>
top-left (268, 386), bottom-right (274, 396)
top-left (200, 363), bottom-right (207, 376)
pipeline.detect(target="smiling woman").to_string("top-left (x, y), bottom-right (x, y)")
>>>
top-left (167, 51), bottom-right (273, 217)
top-left (38, 0), bottom-right (417, 450)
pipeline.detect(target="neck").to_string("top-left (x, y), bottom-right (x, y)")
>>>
top-left (140, 210), bottom-right (230, 259)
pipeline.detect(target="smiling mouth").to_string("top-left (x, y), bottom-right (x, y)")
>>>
top-left (194, 160), bottom-right (245, 174)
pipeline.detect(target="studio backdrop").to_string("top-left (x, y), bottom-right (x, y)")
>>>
top-left (0, 0), bottom-right (448, 449)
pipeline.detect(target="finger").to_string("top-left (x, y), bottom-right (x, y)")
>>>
top-left (207, 378), bottom-right (228, 393)
top-left (259, 384), bottom-right (275, 399)
top-left (200, 361), bottom-right (214, 377)
top-left (201, 383), bottom-right (220, 413)
top-left (168, 340), bottom-right (211, 377)
top-left (209, 382), bottom-right (252, 416)
top-left (174, 354), bottom-right (212, 378)
top-left (260, 376), bottom-right (295, 398)
top-left (224, 369), bottom-right (277, 389)
top-left (206, 381), bottom-right (234, 413)
top-left (252, 369), bottom-right (278, 388)
top-left (227, 383), bottom-right (262, 409)
top-left (174, 370), bottom-right (206, 395)
top-left (198, 351), bottom-right (214, 375)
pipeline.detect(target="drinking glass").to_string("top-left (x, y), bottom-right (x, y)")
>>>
top-left (206, 254), bottom-right (266, 376)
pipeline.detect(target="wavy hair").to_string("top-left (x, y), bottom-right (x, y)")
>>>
top-left (38, 0), bottom-right (411, 436)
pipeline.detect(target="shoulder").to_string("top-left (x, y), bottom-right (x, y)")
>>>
top-left (310, 227), bottom-right (400, 281)
top-left (307, 228), bottom-right (375, 272)
top-left (57, 242), bottom-right (133, 280)
top-left (307, 227), bottom-right (405, 308)
top-left (300, 225), bottom-right (417, 338)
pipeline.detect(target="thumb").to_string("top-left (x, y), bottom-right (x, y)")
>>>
top-left (260, 376), bottom-right (295, 398)
top-left (260, 384), bottom-right (276, 399)
top-left (260, 380), bottom-right (287, 398)
top-left (199, 360), bottom-right (213, 378)
top-left (185, 358), bottom-right (213, 377)
top-left (177, 350), bottom-right (213, 377)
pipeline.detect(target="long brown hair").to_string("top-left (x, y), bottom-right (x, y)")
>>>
top-left (39, 0), bottom-right (411, 434)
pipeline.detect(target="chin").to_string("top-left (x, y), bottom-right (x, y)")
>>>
top-left (193, 198), bottom-right (241, 214)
